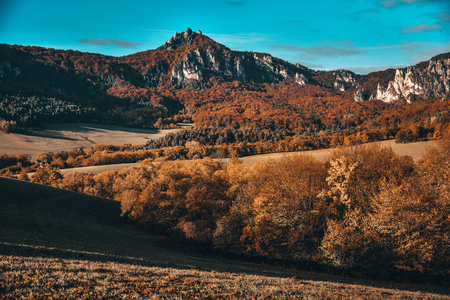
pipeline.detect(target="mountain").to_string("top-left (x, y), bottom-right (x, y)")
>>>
top-left (0, 28), bottom-right (365, 95)
top-left (0, 27), bottom-right (449, 129)
top-left (120, 27), bottom-right (317, 89)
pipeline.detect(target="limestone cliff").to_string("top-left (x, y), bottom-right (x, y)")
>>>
top-left (355, 54), bottom-right (450, 102)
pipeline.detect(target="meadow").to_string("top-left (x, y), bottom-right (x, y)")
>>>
top-left (0, 123), bottom-right (186, 161)
top-left (3, 254), bottom-right (448, 299)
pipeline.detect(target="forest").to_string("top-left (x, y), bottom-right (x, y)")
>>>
top-left (10, 136), bottom-right (448, 284)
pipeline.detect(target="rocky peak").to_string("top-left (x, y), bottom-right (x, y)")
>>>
top-left (158, 27), bottom-right (200, 50)
top-left (354, 53), bottom-right (450, 103)
top-left (333, 69), bottom-right (357, 92)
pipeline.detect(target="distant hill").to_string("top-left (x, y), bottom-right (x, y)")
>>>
top-left (0, 28), bottom-right (449, 130)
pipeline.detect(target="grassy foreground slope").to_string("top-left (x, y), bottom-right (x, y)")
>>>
top-left (0, 177), bottom-right (449, 299)
top-left (0, 177), bottom-right (228, 270)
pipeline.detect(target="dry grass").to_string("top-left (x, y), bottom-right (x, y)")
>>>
top-left (0, 123), bottom-right (186, 161)
top-left (234, 139), bottom-right (437, 164)
top-left (2, 254), bottom-right (448, 299)
top-left (31, 139), bottom-right (438, 176)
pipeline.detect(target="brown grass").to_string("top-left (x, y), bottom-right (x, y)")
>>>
top-left (234, 139), bottom-right (437, 164)
top-left (0, 123), bottom-right (187, 161)
top-left (2, 254), bottom-right (448, 299)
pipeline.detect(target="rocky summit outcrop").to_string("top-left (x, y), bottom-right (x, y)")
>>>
top-left (160, 28), bottom-right (316, 88)
top-left (332, 69), bottom-right (358, 92)
top-left (158, 27), bottom-right (200, 50)
top-left (355, 54), bottom-right (450, 103)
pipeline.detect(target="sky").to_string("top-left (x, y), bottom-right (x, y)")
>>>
top-left (0, 0), bottom-right (449, 74)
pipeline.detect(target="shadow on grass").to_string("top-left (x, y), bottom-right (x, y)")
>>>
top-left (35, 123), bottom-right (172, 134)
top-left (13, 122), bottom-right (184, 141)
top-left (1, 242), bottom-right (449, 297)
top-left (20, 130), bottom-right (80, 141)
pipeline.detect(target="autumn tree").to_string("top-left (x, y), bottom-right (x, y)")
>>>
top-left (122, 159), bottom-right (232, 243)
top-left (93, 170), bottom-right (119, 199)
top-left (213, 160), bottom-right (259, 254)
top-left (215, 156), bottom-right (327, 261)
top-left (368, 179), bottom-right (448, 279)
top-left (319, 144), bottom-right (415, 276)
top-left (58, 172), bottom-right (96, 196)
top-left (114, 164), bottom-right (156, 214)
top-left (31, 168), bottom-right (63, 187)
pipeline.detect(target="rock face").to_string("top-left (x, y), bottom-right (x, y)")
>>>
top-left (171, 49), bottom-right (205, 84)
top-left (354, 88), bottom-right (370, 102)
top-left (158, 27), bottom-right (198, 50)
top-left (313, 69), bottom-right (359, 92)
top-left (162, 28), bottom-right (315, 88)
top-left (355, 55), bottom-right (450, 102)
top-left (333, 70), bottom-right (357, 92)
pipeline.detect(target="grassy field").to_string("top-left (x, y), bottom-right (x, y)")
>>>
top-left (51, 139), bottom-right (438, 176)
top-left (1, 177), bottom-right (449, 298)
top-left (3, 254), bottom-right (448, 299)
top-left (0, 123), bottom-right (187, 161)
top-left (1, 122), bottom-right (437, 175)
top-left (238, 139), bottom-right (437, 163)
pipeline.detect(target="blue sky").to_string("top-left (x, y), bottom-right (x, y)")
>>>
top-left (1, 0), bottom-right (449, 74)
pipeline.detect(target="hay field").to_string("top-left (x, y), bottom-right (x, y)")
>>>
top-left (0, 123), bottom-right (187, 161)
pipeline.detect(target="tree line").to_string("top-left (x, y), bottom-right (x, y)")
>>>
top-left (1, 119), bottom-right (448, 178)
top-left (0, 94), bottom-right (82, 128)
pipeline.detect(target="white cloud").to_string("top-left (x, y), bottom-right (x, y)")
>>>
top-left (401, 24), bottom-right (443, 33)
top-left (438, 12), bottom-right (450, 22)
top-left (79, 38), bottom-right (143, 47)
top-left (268, 41), bottom-right (365, 59)
top-left (378, 0), bottom-right (430, 8)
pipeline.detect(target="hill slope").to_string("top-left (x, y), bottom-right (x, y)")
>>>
top-left (0, 176), bottom-right (226, 270)
top-left (1, 177), bottom-right (449, 298)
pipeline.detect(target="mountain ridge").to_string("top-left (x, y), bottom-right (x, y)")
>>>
top-left (2, 28), bottom-right (448, 98)
top-left (0, 28), bottom-right (449, 129)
